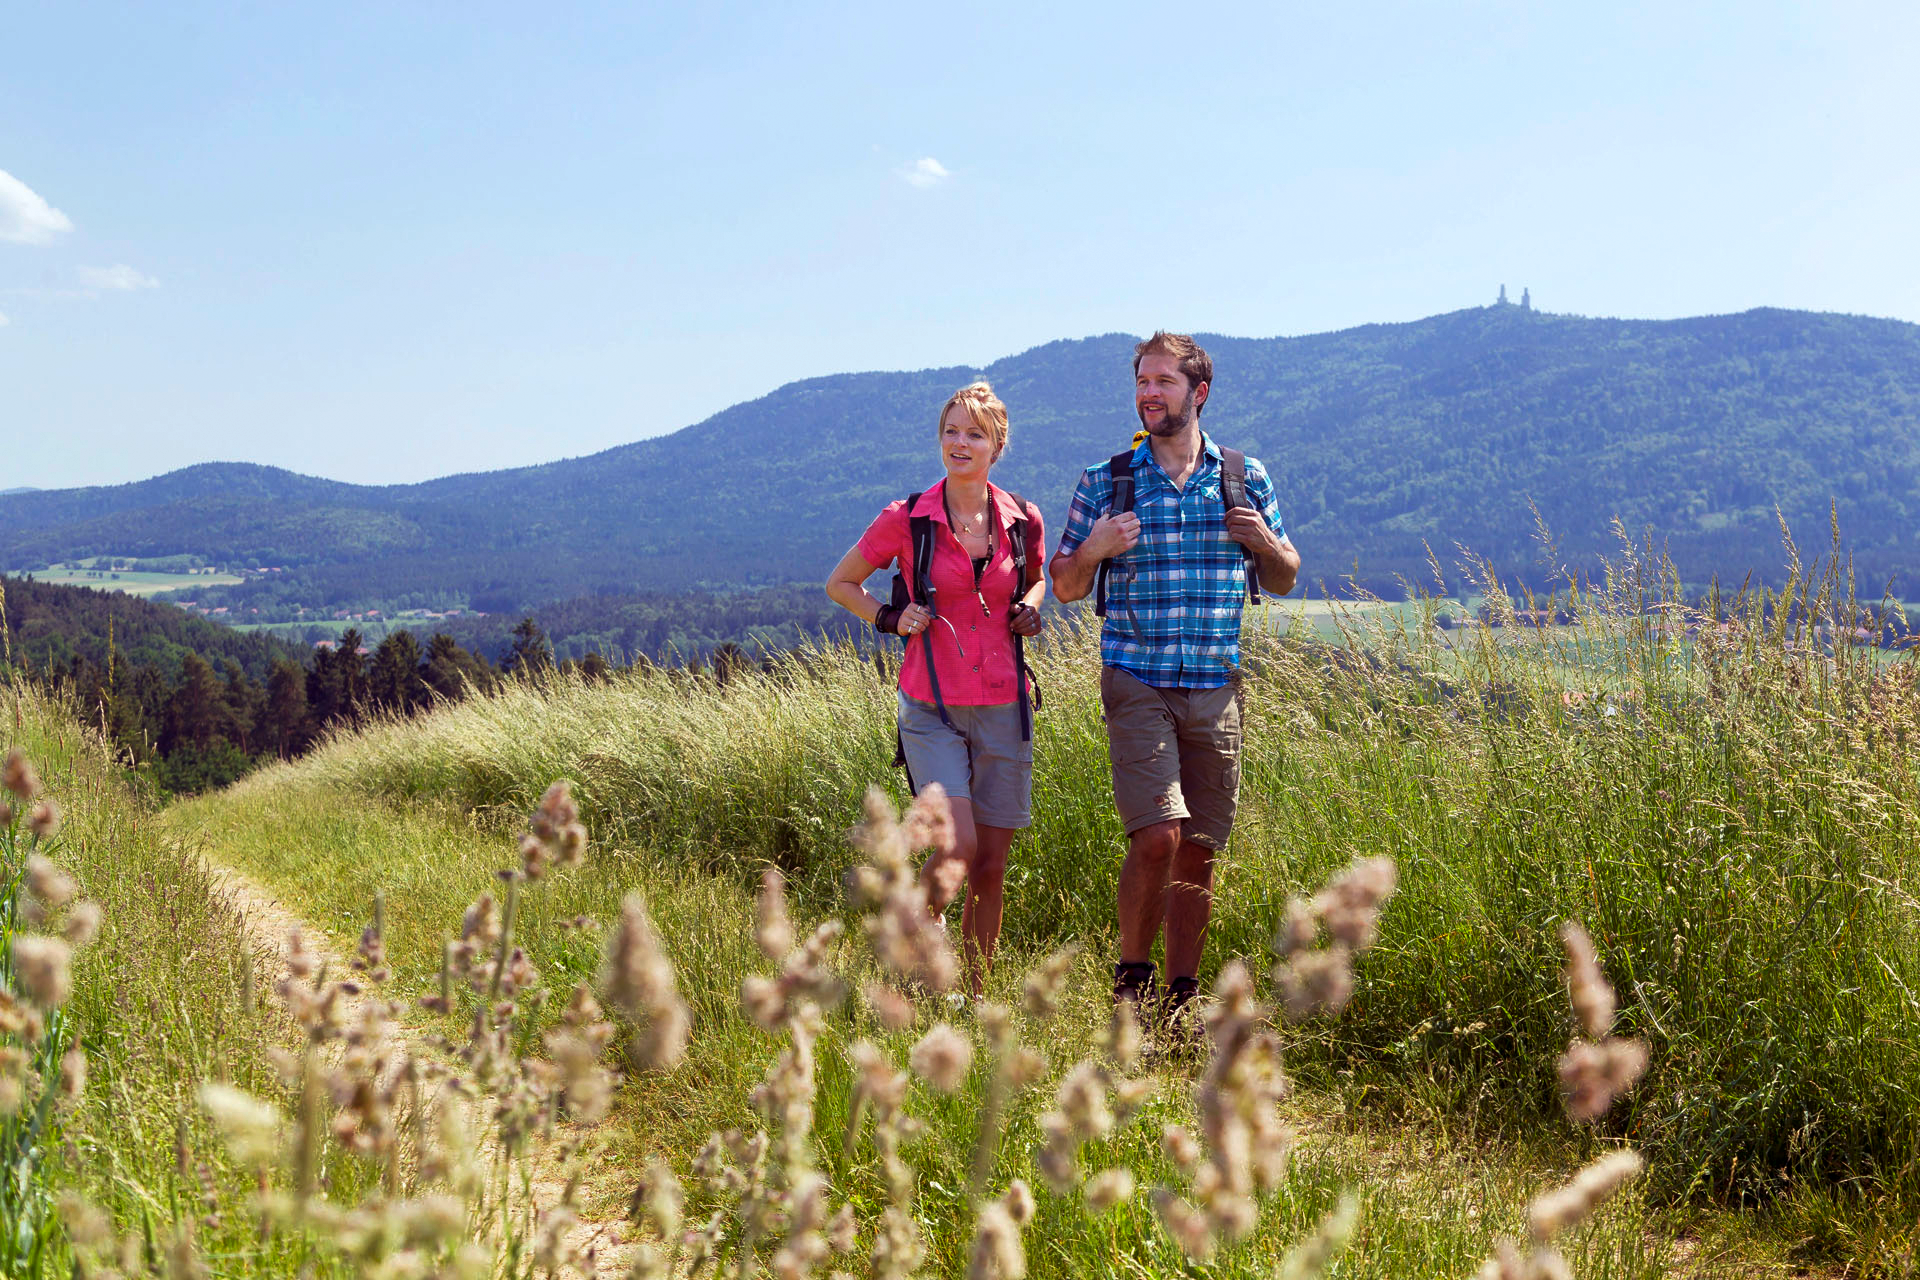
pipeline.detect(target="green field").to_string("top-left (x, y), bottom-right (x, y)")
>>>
top-left (34, 560), bottom-right (244, 597)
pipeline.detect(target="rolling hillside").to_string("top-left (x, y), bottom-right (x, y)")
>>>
top-left (5, 304), bottom-right (1917, 609)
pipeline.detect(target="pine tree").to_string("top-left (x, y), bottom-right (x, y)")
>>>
top-left (505, 616), bottom-right (553, 679)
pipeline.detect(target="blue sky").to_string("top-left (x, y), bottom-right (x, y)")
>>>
top-left (4, 1), bottom-right (1917, 489)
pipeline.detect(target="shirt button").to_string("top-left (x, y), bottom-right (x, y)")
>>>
top-left (972, 665), bottom-right (980, 672)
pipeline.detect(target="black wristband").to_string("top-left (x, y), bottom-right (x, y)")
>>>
top-left (873, 605), bottom-right (903, 636)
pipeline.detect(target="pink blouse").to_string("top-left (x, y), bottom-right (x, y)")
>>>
top-left (856, 481), bottom-right (1046, 706)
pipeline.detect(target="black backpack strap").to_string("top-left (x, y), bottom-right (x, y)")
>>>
top-left (895, 492), bottom-right (953, 729)
top-left (1002, 491), bottom-right (1039, 742)
top-left (1220, 448), bottom-right (1260, 603)
top-left (1092, 450), bottom-right (1136, 618)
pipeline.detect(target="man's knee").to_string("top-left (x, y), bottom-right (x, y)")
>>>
top-left (1126, 819), bottom-right (1183, 868)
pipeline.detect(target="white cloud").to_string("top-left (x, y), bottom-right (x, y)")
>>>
top-left (898, 157), bottom-right (952, 189)
top-left (77, 264), bottom-right (159, 292)
top-left (0, 310), bottom-right (9, 326)
top-left (0, 169), bottom-right (74, 245)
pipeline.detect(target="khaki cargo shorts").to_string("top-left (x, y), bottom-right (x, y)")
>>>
top-left (1098, 666), bottom-right (1242, 849)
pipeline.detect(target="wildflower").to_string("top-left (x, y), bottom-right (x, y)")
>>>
top-left (757, 867), bottom-right (795, 959)
top-left (601, 892), bottom-right (690, 1070)
top-left (25, 854), bottom-right (76, 906)
top-left (1528, 1150), bottom-right (1645, 1241)
top-left (200, 1082), bottom-right (285, 1166)
top-left (26, 799), bottom-right (60, 840)
top-left (3, 748), bottom-right (39, 800)
top-left (12, 935), bottom-right (73, 1006)
top-left (909, 1022), bottom-right (973, 1092)
top-left (1559, 921), bottom-right (1615, 1039)
top-left (1083, 1168), bottom-right (1135, 1212)
top-left (63, 900), bottom-right (102, 946)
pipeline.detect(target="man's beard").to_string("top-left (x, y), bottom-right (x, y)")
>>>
top-left (1139, 388), bottom-right (1197, 437)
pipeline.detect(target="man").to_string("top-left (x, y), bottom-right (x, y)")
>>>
top-left (1049, 331), bottom-right (1299, 1030)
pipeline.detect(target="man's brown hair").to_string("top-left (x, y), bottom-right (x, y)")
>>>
top-left (1132, 331), bottom-right (1213, 412)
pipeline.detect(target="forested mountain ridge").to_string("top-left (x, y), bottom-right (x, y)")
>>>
top-left (6, 304), bottom-right (1918, 608)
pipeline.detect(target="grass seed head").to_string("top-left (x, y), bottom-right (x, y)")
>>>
top-left (1314, 856), bottom-right (1398, 949)
top-left (865, 982), bottom-right (914, 1031)
top-left (1020, 944), bottom-right (1080, 1021)
top-left (3, 748), bottom-right (39, 801)
top-left (1527, 1150), bottom-right (1645, 1242)
top-left (966, 1198), bottom-right (1026, 1280)
top-left (1275, 1192), bottom-right (1361, 1280)
top-left (26, 799), bottom-right (60, 841)
top-left (1152, 1188), bottom-right (1216, 1262)
top-left (199, 1082), bottom-right (286, 1167)
top-left (757, 867), bottom-right (795, 958)
top-left (25, 853), bottom-right (76, 906)
top-left (1083, 1168), bottom-right (1135, 1212)
top-left (1558, 1037), bottom-right (1650, 1121)
top-left (601, 892), bottom-right (690, 1070)
top-left (1559, 921), bottom-right (1615, 1039)
top-left (62, 899), bottom-right (102, 946)
top-left (12, 934), bottom-right (73, 1007)
top-left (909, 1022), bottom-right (973, 1092)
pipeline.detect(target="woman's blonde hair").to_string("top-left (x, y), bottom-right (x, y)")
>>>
top-left (938, 381), bottom-right (1010, 461)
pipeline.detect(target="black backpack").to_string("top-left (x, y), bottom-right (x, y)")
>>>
top-left (889, 491), bottom-right (1043, 784)
top-left (1093, 445), bottom-right (1260, 619)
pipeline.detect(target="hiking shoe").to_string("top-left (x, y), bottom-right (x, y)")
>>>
top-left (1159, 976), bottom-right (1207, 1059)
top-left (1113, 960), bottom-right (1158, 1010)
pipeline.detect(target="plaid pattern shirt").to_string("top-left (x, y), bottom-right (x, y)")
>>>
top-left (1057, 433), bottom-right (1286, 689)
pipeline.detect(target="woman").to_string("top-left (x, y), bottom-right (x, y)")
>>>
top-left (826, 381), bottom-right (1046, 996)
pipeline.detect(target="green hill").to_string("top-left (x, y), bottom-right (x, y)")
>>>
top-left (5, 305), bottom-right (1917, 610)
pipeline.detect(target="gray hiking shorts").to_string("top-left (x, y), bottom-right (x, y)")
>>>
top-left (897, 692), bottom-right (1034, 829)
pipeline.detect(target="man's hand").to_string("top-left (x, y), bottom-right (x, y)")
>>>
top-left (1082, 512), bottom-right (1141, 562)
top-left (1225, 506), bottom-right (1280, 556)
top-left (1009, 602), bottom-right (1044, 637)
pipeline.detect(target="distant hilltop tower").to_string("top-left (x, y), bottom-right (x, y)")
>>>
top-left (1521, 287), bottom-right (1532, 311)
top-left (1497, 284), bottom-right (1509, 306)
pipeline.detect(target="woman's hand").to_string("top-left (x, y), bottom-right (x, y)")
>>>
top-left (1009, 602), bottom-right (1044, 637)
top-left (894, 603), bottom-right (934, 636)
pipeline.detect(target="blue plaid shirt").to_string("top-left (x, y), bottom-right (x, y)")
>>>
top-left (1057, 433), bottom-right (1286, 689)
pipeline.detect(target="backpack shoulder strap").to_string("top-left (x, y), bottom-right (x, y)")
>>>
top-left (1108, 450), bottom-right (1137, 514)
top-left (1002, 491), bottom-right (1033, 595)
top-left (1217, 449), bottom-right (1260, 603)
top-left (905, 492), bottom-right (936, 605)
top-left (1093, 450), bottom-right (1136, 619)
top-left (898, 490), bottom-right (952, 727)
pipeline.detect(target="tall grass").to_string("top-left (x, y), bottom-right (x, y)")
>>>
top-left (194, 551), bottom-right (1920, 1214)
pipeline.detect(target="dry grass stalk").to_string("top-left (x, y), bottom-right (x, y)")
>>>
top-left (1477, 920), bottom-right (1650, 1277)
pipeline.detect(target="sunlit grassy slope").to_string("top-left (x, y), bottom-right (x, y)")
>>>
top-left (161, 565), bottom-right (1920, 1275)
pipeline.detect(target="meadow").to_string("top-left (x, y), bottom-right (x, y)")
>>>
top-left (33, 561), bottom-right (245, 597)
top-left (4, 546), bottom-right (1919, 1276)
